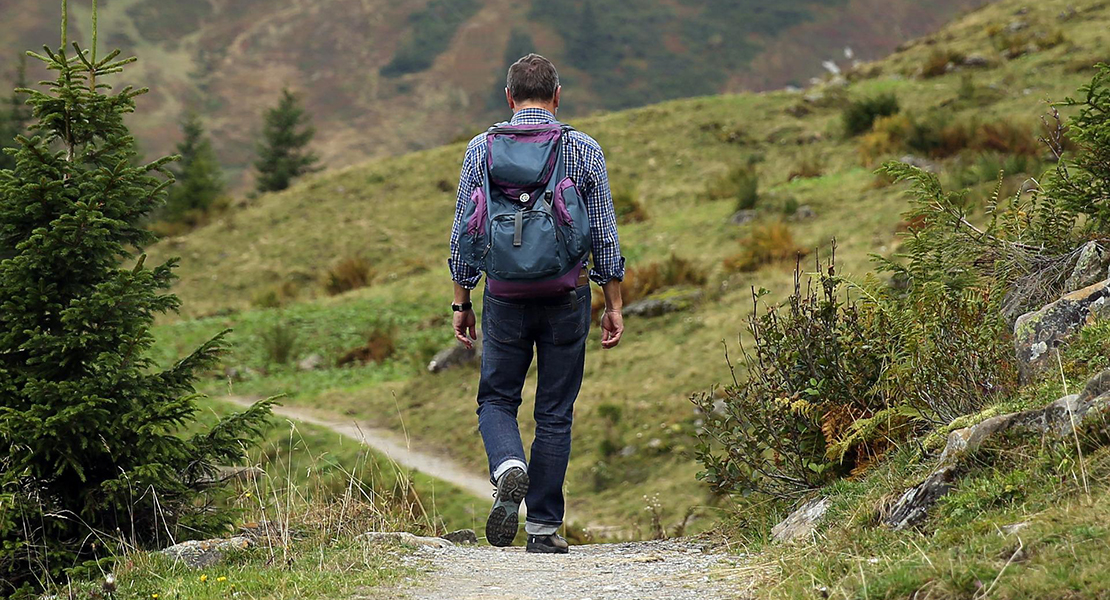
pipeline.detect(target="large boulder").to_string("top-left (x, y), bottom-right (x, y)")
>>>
top-left (162, 537), bottom-right (252, 569)
top-left (884, 369), bottom-right (1110, 530)
top-left (427, 338), bottom-right (481, 373)
top-left (1013, 279), bottom-right (1110, 380)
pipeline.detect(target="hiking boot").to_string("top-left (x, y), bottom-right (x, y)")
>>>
top-left (485, 467), bottom-right (528, 547)
top-left (526, 533), bottom-right (569, 554)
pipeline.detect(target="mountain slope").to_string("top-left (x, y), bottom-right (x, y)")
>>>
top-left (143, 0), bottom-right (1110, 533)
top-left (0, 0), bottom-right (988, 189)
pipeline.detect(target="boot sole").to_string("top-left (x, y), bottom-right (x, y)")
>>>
top-left (485, 469), bottom-right (528, 547)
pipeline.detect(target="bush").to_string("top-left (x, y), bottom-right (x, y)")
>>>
top-left (592, 254), bottom-right (708, 318)
top-left (612, 186), bottom-right (649, 223)
top-left (337, 328), bottom-right (397, 366)
top-left (706, 165), bottom-right (759, 210)
top-left (724, 221), bottom-right (806, 272)
top-left (261, 320), bottom-right (300, 366)
top-left (920, 48), bottom-right (964, 78)
top-left (842, 93), bottom-right (900, 137)
top-left (858, 114), bottom-right (913, 164)
top-left (324, 256), bottom-right (374, 296)
top-left (787, 152), bottom-right (824, 181)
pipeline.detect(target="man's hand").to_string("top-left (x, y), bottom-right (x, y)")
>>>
top-left (600, 308), bottom-right (623, 349)
top-left (453, 308), bottom-right (477, 349)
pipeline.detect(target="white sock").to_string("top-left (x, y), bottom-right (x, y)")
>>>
top-left (492, 458), bottom-right (528, 483)
top-left (525, 522), bottom-right (559, 536)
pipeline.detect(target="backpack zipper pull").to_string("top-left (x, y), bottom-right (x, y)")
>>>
top-left (513, 210), bottom-right (523, 247)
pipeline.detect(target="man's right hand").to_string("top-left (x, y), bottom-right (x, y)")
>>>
top-left (454, 309), bottom-right (477, 349)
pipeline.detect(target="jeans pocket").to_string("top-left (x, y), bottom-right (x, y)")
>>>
top-left (483, 296), bottom-right (525, 344)
top-left (546, 294), bottom-right (588, 346)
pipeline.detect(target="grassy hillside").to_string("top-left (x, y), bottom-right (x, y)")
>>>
top-left (0, 0), bottom-right (987, 190)
top-left (145, 0), bottom-right (1110, 539)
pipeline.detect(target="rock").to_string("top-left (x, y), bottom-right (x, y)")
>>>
top-left (624, 290), bottom-right (703, 319)
top-left (729, 209), bottom-right (757, 225)
top-left (1064, 242), bottom-right (1110, 293)
top-left (427, 339), bottom-right (481, 373)
top-left (195, 465), bottom-right (265, 486)
top-left (297, 353), bottom-right (325, 371)
top-left (772, 497), bottom-right (829, 542)
top-left (884, 372), bottom-right (1110, 530)
top-left (440, 529), bottom-right (478, 545)
top-left (1006, 20), bottom-right (1029, 32)
top-left (1001, 521), bottom-right (1031, 535)
top-left (789, 205), bottom-right (816, 221)
top-left (162, 536), bottom-right (252, 569)
top-left (962, 53), bottom-right (992, 68)
top-left (1013, 279), bottom-right (1110, 380)
top-left (359, 531), bottom-right (453, 548)
top-left (899, 154), bottom-right (938, 173)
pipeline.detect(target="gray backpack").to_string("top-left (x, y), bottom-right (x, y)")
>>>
top-left (458, 122), bottom-right (591, 298)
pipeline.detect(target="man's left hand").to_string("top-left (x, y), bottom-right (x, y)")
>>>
top-left (453, 309), bottom-right (477, 349)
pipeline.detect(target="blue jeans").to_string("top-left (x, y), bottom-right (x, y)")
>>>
top-left (477, 284), bottom-right (591, 530)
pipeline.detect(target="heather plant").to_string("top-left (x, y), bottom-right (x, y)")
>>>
top-left (842, 93), bottom-right (900, 137)
top-left (0, 5), bottom-right (271, 594)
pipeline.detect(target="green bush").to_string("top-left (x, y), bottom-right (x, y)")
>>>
top-left (706, 165), bottom-right (759, 210)
top-left (381, 0), bottom-right (480, 77)
top-left (842, 93), bottom-right (900, 137)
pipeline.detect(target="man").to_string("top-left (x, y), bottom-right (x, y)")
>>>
top-left (448, 54), bottom-right (625, 554)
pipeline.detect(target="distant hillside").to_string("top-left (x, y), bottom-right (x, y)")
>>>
top-left (0, 0), bottom-right (988, 189)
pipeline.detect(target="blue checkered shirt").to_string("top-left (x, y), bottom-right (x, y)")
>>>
top-left (448, 108), bottom-right (625, 289)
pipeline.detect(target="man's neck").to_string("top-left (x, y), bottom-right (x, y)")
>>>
top-left (513, 103), bottom-right (556, 115)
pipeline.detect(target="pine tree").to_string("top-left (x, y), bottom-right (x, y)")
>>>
top-left (0, 2), bottom-right (271, 593)
top-left (254, 88), bottom-right (319, 193)
top-left (0, 54), bottom-right (30, 171)
top-left (162, 110), bottom-right (224, 225)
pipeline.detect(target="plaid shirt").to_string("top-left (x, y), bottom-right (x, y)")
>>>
top-left (448, 108), bottom-right (625, 289)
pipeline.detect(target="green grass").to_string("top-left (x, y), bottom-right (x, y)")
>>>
top-left (145, 0), bottom-right (1110, 542)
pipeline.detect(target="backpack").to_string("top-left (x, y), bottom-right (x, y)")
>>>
top-left (457, 122), bottom-right (591, 299)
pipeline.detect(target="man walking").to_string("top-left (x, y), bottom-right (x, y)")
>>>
top-left (448, 54), bottom-right (625, 553)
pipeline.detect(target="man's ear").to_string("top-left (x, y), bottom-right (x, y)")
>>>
top-left (506, 88), bottom-right (515, 111)
top-left (553, 86), bottom-right (561, 111)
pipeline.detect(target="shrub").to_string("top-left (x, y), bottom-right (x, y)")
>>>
top-left (787, 152), bottom-right (824, 181)
top-left (842, 93), bottom-right (900, 137)
top-left (920, 48), bottom-right (963, 78)
top-left (1044, 64), bottom-right (1110, 230)
top-left (252, 280), bottom-right (301, 309)
top-left (261, 320), bottom-right (300, 366)
top-left (858, 114), bottom-right (913, 164)
top-left (324, 256), bottom-right (374, 296)
top-left (612, 186), bottom-right (649, 223)
top-left (337, 328), bottom-right (397, 366)
top-left (706, 165), bottom-right (759, 210)
top-left (593, 254), bottom-right (708, 318)
top-left (724, 221), bottom-right (806, 272)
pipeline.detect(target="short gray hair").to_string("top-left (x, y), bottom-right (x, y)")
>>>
top-left (506, 53), bottom-right (559, 103)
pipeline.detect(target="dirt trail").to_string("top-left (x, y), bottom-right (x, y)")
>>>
top-left (222, 395), bottom-right (493, 500)
top-left (392, 539), bottom-right (743, 600)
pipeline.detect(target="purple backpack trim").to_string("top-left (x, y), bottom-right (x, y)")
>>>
top-left (466, 187), bottom-right (486, 236)
top-left (553, 177), bottom-right (576, 226)
top-left (486, 124), bottom-right (563, 190)
top-left (488, 264), bottom-right (583, 299)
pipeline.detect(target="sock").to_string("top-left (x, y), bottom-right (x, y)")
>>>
top-left (492, 458), bottom-right (528, 483)
top-left (525, 522), bottom-right (559, 536)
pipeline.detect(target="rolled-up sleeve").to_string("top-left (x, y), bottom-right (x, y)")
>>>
top-left (448, 143), bottom-right (483, 289)
top-left (584, 149), bottom-right (625, 285)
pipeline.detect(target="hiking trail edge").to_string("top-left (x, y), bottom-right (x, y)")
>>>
top-left (223, 395), bottom-right (493, 500)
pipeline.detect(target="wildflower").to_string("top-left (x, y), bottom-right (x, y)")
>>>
top-left (199, 574), bottom-right (208, 583)
top-left (217, 576), bottom-right (227, 582)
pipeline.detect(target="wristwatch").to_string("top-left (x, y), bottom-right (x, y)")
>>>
top-left (451, 302), bottom-right (473, 312)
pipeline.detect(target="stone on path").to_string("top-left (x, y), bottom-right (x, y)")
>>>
top-left (440, 529), bottom-right (478, 545)
top-left (360, 531), bottom-right (453, 549)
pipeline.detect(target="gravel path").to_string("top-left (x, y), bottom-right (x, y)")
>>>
top-left (396, 539), bottom-right (741, 600)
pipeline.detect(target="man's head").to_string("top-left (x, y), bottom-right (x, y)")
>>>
top-left (505, 53), bottom-right (561, 114)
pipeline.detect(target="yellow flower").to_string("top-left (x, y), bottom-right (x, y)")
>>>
top-left (151, 595), bottom-right (158, 599)
top-left (199, 574), bottom-right (208, 583)
top-left (217, 576), bottom-right (227, 582)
